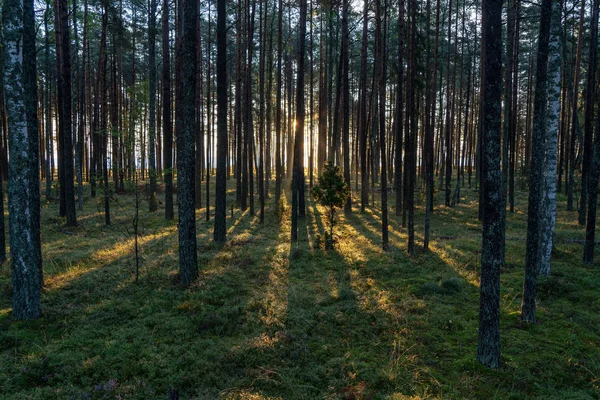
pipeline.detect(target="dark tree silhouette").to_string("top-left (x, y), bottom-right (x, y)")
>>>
top-left (177, 0), bottom-right (199, 286)
top-left (214, 0), bottom-right (228, 243)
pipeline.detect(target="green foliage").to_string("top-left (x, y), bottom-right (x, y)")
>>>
top-left (311, 162), bottom-right (350, 211)
top-left (440, 277), bottom-right (465, 293)
top-left (420, 281), bottom-right (443, 295)
top-left (311, 162), bottom-right (350, 249)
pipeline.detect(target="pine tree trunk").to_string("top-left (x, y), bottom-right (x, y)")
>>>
top-left (77, 0), bottom-right (88, 211)
top-left (394, 0), bottom-right (404, 217)
top-left (444, 0), bottom-right (453, 207)
top-left (407, 0), bottom-right (416, 255)
top-left (376, 0), bottom-right (389, 251)
top-left (214, 0), bottom-right (228, 242)
top-left (235, 0), bottom-right (243, 206)
top-left (477, 0), bottom-right (504, 369)
top-left (274, 0), bottom-right (283, 211)
top-left (291, 0), bottom-right (306, 243)
top-left (148, 0), bottom-right (158, 211)
top-left (178, 0), bottom-right (199, 286)
top-left (359, 0), bottom-right (369, 212)
top-left (567, 0), bottom-right (585, 212)
top-left (44, 4), bottom-right (53, 201)
top-left (342, 0), bottom-right (351, 214)
top-left (206, 4), bottom-right (212, 221)
top-left (55, 0), bottom-right (77, 226)
top-left (195, 10), bottom-right (204, 210)
top-left (583, 1), bottom-right (600, 264)
top-left (579, 0), bottom-right (599, 225)
top-left (163, 0), bottom-right (174, 220)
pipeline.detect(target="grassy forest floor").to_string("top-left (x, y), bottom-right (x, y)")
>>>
top-left (0, 177), bottom-right (599, 399)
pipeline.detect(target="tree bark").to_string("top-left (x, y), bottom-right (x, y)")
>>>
top-left (342, 0), bottom-right (351, 214)
top-left (55, 0), bottom-right (77, 226)
top-left (214, 0), bottom-right (228, 242)
top-left (567, 0), bottom-right (585, 212)
top-left (521, 0), bottom-right (553, 324)
top-left (178, 0), bottom-right (199, 285)
top-left (359, 0), bottom-right (369, 212)
top-left (376, 0), bottom-right (389, 251)
top-left (291, 0), bottom-right (307, 242)
top-left (163, 0), bottom-right (174, 220)
top-left (579, 0), bottom-right (599, 225)
top-left (539, 0), bottom-right (562, 276)
top-left (477, 0), bottom-right (504, 369)
top-left (148, 0), bottom-right (158, 211)
top-left (4, 0), bottom-right (43, 320)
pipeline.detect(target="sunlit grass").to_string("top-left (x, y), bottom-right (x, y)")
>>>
top-left (0, 178), bottom-right (598, 399)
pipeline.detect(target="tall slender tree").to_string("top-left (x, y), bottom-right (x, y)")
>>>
top-left (4, 0), bottom-right (43, 320)
top-left (44, 3), bottom-right (52, 202)
top-left (583, 0), bottom-right (600, 265)
top-left (342, 0), bottom-right (351, 214)
top-left (55, 0), bottom-right (77, 226)
top-left (395, 0), bottom-right (404, 217)
top-left (214, 0), bottom-right (228, 242)
top-left (376, 0), bottom-right (389, 251)
top-left (291, 0), bottom-right (307, 242)
top-left (539, 0), bottom-right (562, 276)
top-left (567, 0), bottom-right (585, 212)
top-left (477, 0), bottom-right (504, 369)
top-left (163, 0), bottom-right (174, 220)
top-left (579, 0), bottom-right (599, 225)
top-left (444, 0), bottom-right (453, 207)
top-left (407, 0), bottom-right (416, 255)
top-left (178, 0), bottom-right (199, 285)
top-left (274, 0), bottom-right (283, 213)
top-left (148, 0), bottom-right (158, 211)
top-left (521, 0), bottom-right (553, 324)
top-left (359, 0), bottom-right (369, 212)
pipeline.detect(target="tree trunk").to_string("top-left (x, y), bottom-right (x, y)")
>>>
top-left (163, 0), bottom-right (174, 220)
top-left (178, 0), bottom-right (199, 285)
top-left (291, 0), bottom-right (307, 242)
top-left (567, 0), bottom-right (585, 212)
top-left (407, 0), bottom-right (416, 255)
top-left (477, 0), bottom-right (504, 369)
top-left (376, 0), bottom-right (389, 251)
top-left (521, 0), bottom-right (553, 325)
top-left (395, 0), bottom-right (404, 217)
top-left (579, 0), bottom-right (599, 225)
top-left (274, 0), bottom-right (283, 212)
top-left (4, 0), bottom-right (43, 320)
top-left (55, 0), bottom-right (77, 226)
top-left (214, 0), bottom-right (228, 242)
top-left (584, 0), bottom-right (600, 264)
top-left (342, 0), bottom-right (351, 214)
top-left (539, 0), bottom-right (562, 276)
top-left (148, 0), bottom-right (158, 211)
top-left (359, 0), bottom-right (369, 212)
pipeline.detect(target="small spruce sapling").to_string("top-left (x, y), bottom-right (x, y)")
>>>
top-left (312, 162), bottom-right (350, 249)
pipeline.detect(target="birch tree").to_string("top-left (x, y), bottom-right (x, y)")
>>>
top-left (539, 0), bottom-right (562, 276)
top-left (3, 0), bottom-right (43, 320)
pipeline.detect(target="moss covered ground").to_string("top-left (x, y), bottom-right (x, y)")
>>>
top-left (0, 179), bottom-right (598, 399)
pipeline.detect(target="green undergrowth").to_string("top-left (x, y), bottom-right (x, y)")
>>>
top-left (0, 179), bottom-right (598, 399)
